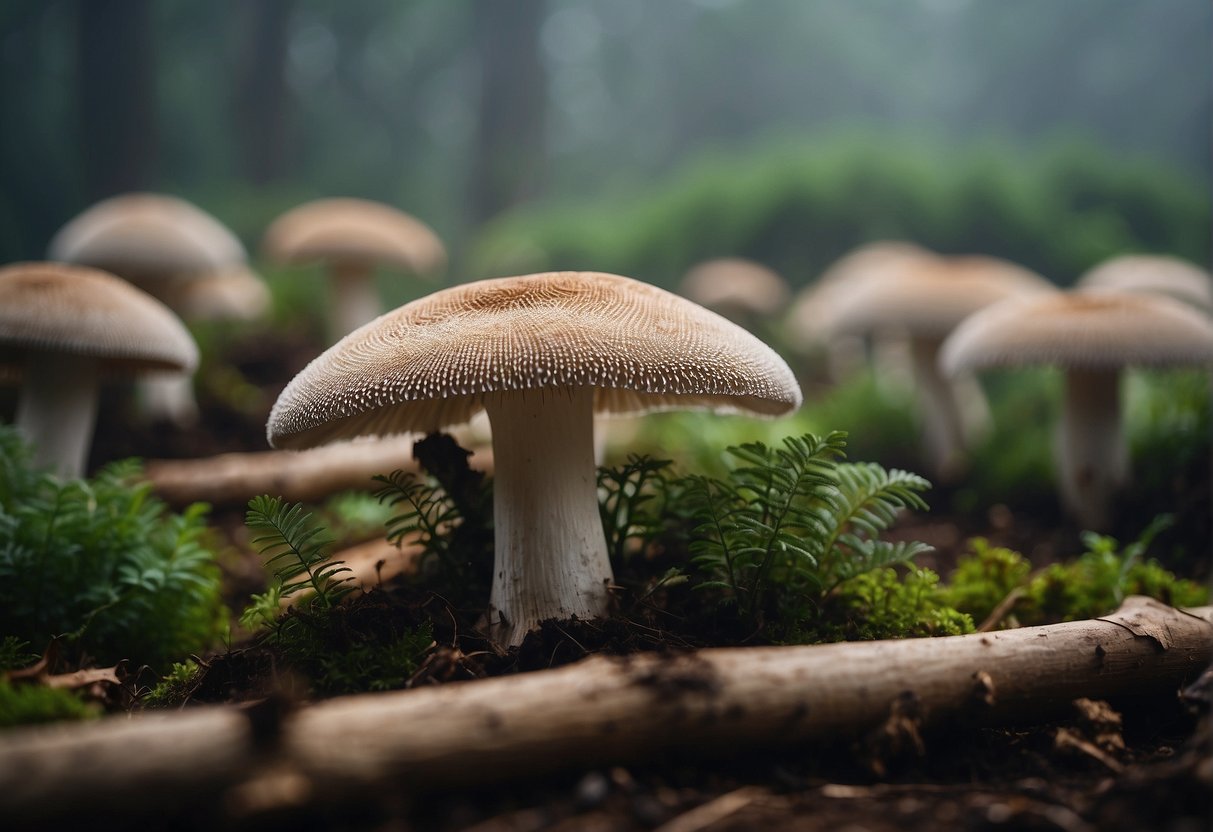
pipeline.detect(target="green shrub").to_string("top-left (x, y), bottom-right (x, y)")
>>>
top-left (470, 134), bottom-right (1209, 290)
top-left (0, 428), bottom-right (224, 670)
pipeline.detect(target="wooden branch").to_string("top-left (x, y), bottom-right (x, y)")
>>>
top-left (0, 598), bottom-right (1208, 824)
top-left (142, 436), bottom-right (492, 507)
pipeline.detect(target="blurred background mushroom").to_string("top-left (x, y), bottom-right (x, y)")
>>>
top-left (678, 257), bottom-right (790, 333)
top-left (0, 262), bottom-right (198, 478)
top-left (813, 253), bottom-right (1056, 479)
top-left (1076, 254), bottom-right (1213, 314)
top-left (940, 291), bottom-right (1213, 530)
top-left (261, 197), bottom-right (446, 340)
top-left (46, 192), bottom-right (258, 425)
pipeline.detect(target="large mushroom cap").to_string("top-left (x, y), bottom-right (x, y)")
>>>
top-left (827, 254), bottom-right (1056, 339)
top-left (0, 262), bottom-right (199, 374)
top-left (262, 198), bottom-right (447, 276)
top-left (940, 292), bottom-right (1213, 375)
top-left (48, 193), bottom-right (246, 282)
top-left (269, 271), bottom-right (802, 449)
top-left (678, 258), bottom-right (790, 317)
top-left (1076, 254), bottom-right (1213, 313)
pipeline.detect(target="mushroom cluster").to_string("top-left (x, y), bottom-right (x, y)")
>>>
top-left (268, 271), bottom-right (802, 645)
top-left (809, 251), bottom-right (1056, 478)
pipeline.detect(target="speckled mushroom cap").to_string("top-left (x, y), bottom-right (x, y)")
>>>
top-left (262, 198), bottom-right (446, 275)
top-left (0, 262), bottom-right (199, 374)
top-left (1076, 255), bottom-right (1213, 313)
top-left (268, 271), bottom-right (802, 449)
top-left (826, 254), bottom-right (1056, 339)
top-left (678, 258), bottom-right (790, 317)
top-left (48, 193), bottom-right (246, 283)
top-left (940, 292), bottom-right (1213, 375)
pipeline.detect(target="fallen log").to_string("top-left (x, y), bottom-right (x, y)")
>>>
top-left (0, 597), bottom-right (1208, 824)
top-left (143, 436), bottom-right (493, 507)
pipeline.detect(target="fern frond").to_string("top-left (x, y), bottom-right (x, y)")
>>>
top-left (245, 495), bottom-right (352, 609)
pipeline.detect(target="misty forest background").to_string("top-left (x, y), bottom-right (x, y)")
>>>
top-left (1, 0), bottom-right (1209, 298)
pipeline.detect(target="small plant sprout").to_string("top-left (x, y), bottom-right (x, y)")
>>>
top-left (261, 197), bottom-right (447, 339)
top-left (267, 271), bottom-right (802, 646)
top-left (816, 252), bottom-right (1056, 479)
top-left (940, 291), bottom-right (1213, 530)
top-left (0, 263), bottom-right (198, 478)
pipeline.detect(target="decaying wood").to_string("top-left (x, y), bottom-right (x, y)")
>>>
top-left (143, 436), bottom-right (493, 507)
top-left (0, 598), bottom-right (1208, 824)
top-left (279, 537), bottom-right (423, 608)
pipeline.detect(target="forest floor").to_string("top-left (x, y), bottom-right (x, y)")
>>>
top-left (43, 328), bottom-right (1211, 832)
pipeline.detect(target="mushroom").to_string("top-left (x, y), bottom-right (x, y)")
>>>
top-left (0, 262), bottom-right (198, 478)
top-left (267, 271), bottom-right (801, 645)
top-left (1076, 254), bottom-right (1213, 314)
top-left (819, 252), bottom-right (1057, 479)
top-left (939, 291), bottom-right (1213, 530)
top-left (47, 192), bottom-right (253, 425)
top-left (785, 241), bottom-right (932, 379)
top-left (261, 198), bottom-right (446, 339)
top-left (47, 193), bottom-right (247, 293)
top-left (678, 257), bottom-right (791, 329)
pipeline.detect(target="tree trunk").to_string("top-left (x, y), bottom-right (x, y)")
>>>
top-left (468, 0), bottom-right (547, 223)
top-left (76, 0), bottom-right (157, 200)
top-left (234, 0), bottom-right (294, 185)
top-left (0, 598), bottom-right (1207, 824)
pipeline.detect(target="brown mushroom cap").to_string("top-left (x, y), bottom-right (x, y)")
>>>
top-left (0, 262), bottom-right (198, 374)
top-left (940, 292), bottom-right (1213, 374)
top-left (47, 193), bottom-right (246, 283)
top-left (262, 198), bottom-right (446, 275)
top-left (827, 254), bottom-right (1056, 339)
top-left (1076, 254), bottom-right (1213, 312)
top-left (269, 271), bottom-right (802, 449)
top-left (678, 258), bottom-right (790, 317)
top-left (167, 264), bottom-right (272, 322)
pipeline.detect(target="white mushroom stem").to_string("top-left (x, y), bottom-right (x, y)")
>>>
top-left (329, 261), bottom-right (381, 339)
top-left (137, 373), bottom-right (200, 427)
top-left (483, 386), bottom-right (613, 646)
top-left (1056, 367), bottom-right (1125, 531)
top-left (15, 352), bottom-right (100, 479)
top-left (909, 336), bottom-right (975, 481)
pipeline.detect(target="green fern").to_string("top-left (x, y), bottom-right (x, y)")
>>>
top-left (597, 454), bottom-right (674, 563)
top-left (245, 495), bottom-right (353, 610)
top-left (0, 427), bottom-right (223, 669)
top-left (683, 432), bottom-right (848, 619)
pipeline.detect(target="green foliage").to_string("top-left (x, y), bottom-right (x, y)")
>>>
top-left (245, 495), bottom-right (354, 612)
top-left (142, 658), bottom-right (204, 709)
top-left (597, 455), bottom-right (676, 565)
top-left (241, 496), bottom-right (432, 697)
top-left (472, 135), bottom-right (1209, 291)
top-left (811, 568), bottom-right (975, 642)
top-left (937, 539), bottom-right (1033, 622)
top-left (0, 636), bottom-right (38, 672)
top-left (942, 517), bottom-right (1208, 630)
top-left (598, 432), bottom-right (940, 641)
top-left (318, 491), bottom-right (398, 545)
top-left (1023, 517), bottom-right (1207, 623)
top-left (0, 428), bottom-right (224, 669)
top-left (0, 681), bottom-right (96, 727)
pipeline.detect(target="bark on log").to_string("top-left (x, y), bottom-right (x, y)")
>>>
top-left (0, 598), bottom-right (1208, 823)
top-left (142, 436), bottom-right (492, 507)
